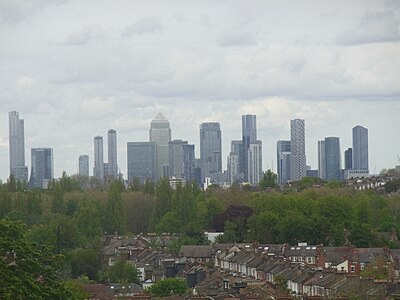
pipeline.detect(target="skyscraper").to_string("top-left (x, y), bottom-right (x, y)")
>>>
top-left (94, 136), bottom-right (104, 181)
top-left (169, 139), bottom-right (188, 178)
top-left (9, 111), bottom-right (28, 182)
top-left (30, 148), bottom-right (53, 188)
top-left (318, 140), bottom-right (326, 179)
top-left (352, 125), bottom-right (369, 171)
top-left (242, 115), bottom-right (257, 181)
top-left (277, 140), bottom-right (291, 184)
top-left (108, 129), bottom-right (118, 178)
top-left (78, 155), bottom-right (89, 177)
top-left (290, 119), bottom-right (306, 181)
top-left (182, 144), bottom-right (196, 182)
top-left (344, 148), bottom-right (353, 170)
top-left (127, 142), bottom-right (157, 183)
top-left (150, 113), bottom-right (171, 179)
top-left (227, 152), bottom-right (239, 185)
top-left (325, 137), bottom-right (341, 181)
top-left (200, 122), bottom-right (222, 181)
top-left (248, 141), bottom-right (262, 184)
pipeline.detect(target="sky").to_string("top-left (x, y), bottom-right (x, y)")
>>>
top-left (0, 0), bottom-right (400, 181)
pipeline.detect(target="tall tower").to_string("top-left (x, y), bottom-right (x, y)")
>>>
top-left (30, 148), bottom-right (53, 188)
top-left (9, 111), bottom-right (28, 182)
top-left (277, 140), bottom-right (291, 184)
top-left (248, 141), bottom-right (262, 184)
top-left (127, 142), bottom-right (157, 183)
top-left (325, 137), bottom-right (341, 181)
top-left (150, 113), bottom-right (171, 179)
top-left (231, 140), bottom-right (244, 180)
top-left (290, 119), bottom-right (306, 181)
top-left (318, 140), bottom-right (326, 179)
top-left (227, 152), bottom-right (239, 185)
top-left (94, 136), bottom-right (104, 181)
top-left (352, 125), bottom-right (369, 171)
top-left (79, 155), bottom-right (89, 177)
top-left (108, 129), bottom-right (118, 178)
top-left (242, 115), bottom-right (257, 181)
top-left (344, 148), bottom-right (353, 170)
top-left (200, 122), bottom-right (222, 181)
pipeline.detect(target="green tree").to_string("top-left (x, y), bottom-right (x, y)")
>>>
top-left (0, 219), bottom-right (72, 299)
top-left (104, 181), bottom-right (126, 235)
top-left (69, 248), bottom-right (102, 280)
top-left (259, 169), bottom-right (278, 189)
top-left (101, 258), bottom-right (140, 284)
top-left (153, 177), bottom-right (172, 224)
top-left (147, 278), bottom-right (187, 297)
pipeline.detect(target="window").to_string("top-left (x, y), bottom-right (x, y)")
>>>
top-left (351, 266), bottom-right (355, 273)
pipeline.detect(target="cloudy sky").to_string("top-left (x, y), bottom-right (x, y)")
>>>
top-left (1, 0), bottom-right (400, 181)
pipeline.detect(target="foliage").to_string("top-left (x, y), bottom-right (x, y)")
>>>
top-left (147, 277), bottom-right (187, 297)
top-left (259, 169), bottom-right (278, 189)
top-left (64, 279), bottom-right (91, 300)
top-left (0, 219), bottom-right (72, 299)
top-left (101, 258), bottom-right (140, 284)
top-left (69, 248), bottom-right (102, 280)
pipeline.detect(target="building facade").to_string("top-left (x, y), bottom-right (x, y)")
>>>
top-left (242, 115), bottom-right (257, 181)
top-left (78, 155), bottom-right (89, 177)
top-left (150, 113), bottom-right (171, 179)
top-left (352, 125), bottom-right (369, 172)
top-left (277, 140), bottom-right (291, 184)
top-left (9, 111), bottom-right (28, 182)
top-left (248, 141), bottom-right (262, 185)
top-left (30, 148), bottom-right (53, 189)
top-left (107, 129), bottom-right (118, 178)
top-left (94, 136), bottom-right (104, 182)
top-left (344, 148), bottom-right (353, 170)
top-left (227, 152), bottom-right (239, 185)
top-left (318, 140), bottom-right (326, 180)
top-left (127, 142), bottom-right (157, 184)
top-left (290, 119), bottom-right (306, 181)
top-left (325, 137), bottom-right (341, 181)
top-left (231, 140), bottom-right (244, 180)
top-left (200, 122), bottom-right (222, 181)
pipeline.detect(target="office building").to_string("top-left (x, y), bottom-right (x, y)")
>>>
top-left (200, 122), bottom-right (222, 181)
top-left (277, 140), bottom-right (291, 184)
top-left (150, 113), bottom-right (171, 179)
top-left (127, 142), bottom-right (157, 183)
top-left (290, 119), bottom-right (306, 181)
top-left (352, 125), bottom-right (369, 171)
top-left (30, 148), bottom-right (53, 189)
top-left (325, 137), bottom-right (341, 181)
top-left (107, 129), bottom-right (118, 178)
top-left (248, 141), bottom-right (262, 185)
top-left (242, 115), bottom-right (257, 181)
top-left (9, 111), bottom-right (28, 182)
top-left (169, 139), bottom-right (195, 181)
top-left (227, 152), bottom-right (239, 185)
top-left (344, 148), bottom-right (353, 170)
top-left (94, 136), bottom-right (104, 181)
top-left (78, 155), bottom-right (89, 177)
top-left (318, 140), bottom-right (326, 179)
top-left (231, 140), bottom-right (244, 179)
top-left (182, 144), bottom-right (195, 182)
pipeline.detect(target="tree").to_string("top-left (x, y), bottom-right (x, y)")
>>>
top-left (0, 219), bottom-right (72, 299)
top-left (69, 248), bottom-right (102, 280)
top-left (101, 258), bottom-right (140, 284)
top-left (259, 169), bottom-right (278, 189)
top-left (147, 278), bottom-right (187, 297)
top-left (104, 181), bottom-right (126, 235)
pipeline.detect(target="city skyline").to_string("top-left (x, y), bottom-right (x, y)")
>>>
top-left (0, 1), bottom-right (399, 181)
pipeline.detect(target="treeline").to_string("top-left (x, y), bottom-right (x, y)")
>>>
top-left (1, 174), bottom-right (400, 252)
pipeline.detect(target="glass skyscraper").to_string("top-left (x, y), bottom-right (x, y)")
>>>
top-left (30, 148), bottom-right (53, 188)
top-left (290, 119), bottom-right (306, 181)
top-left (352, 125), bottom-right (369, 172)
top-left (94, 136), bottom-right (104, 181)
top-left (107, 129), bottom-right (118, 178)
top-left (9, 111), bottom-right (28, 182)
top-left (200, 122), bottom-right (222, 181)
top-left (242, 115), bottom-right (257, 181)
top-left (277, 140), bottom-right (291, 184)
top-left (78, 155), bottom-right (89, 177)
top-left (150, 113), bottom-right (171, 179)
top-left (325, 137), bottom-right (341, 181)
top-left (127, 142), bottom-right (157, 183)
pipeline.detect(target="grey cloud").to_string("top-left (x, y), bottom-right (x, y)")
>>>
top-left (336, 10), bottom-right (400, 45)
top-left (122, 17), bottom-right (162, 36)
top-left (61, 25), bottom-right (108, 46)
top-left (216, 30), bottom-right (257, 47)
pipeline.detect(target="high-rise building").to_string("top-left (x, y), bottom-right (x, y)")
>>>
top-left (290, 119), bottom-right (306, 181)
top-left (242, 115), bottom-right (257, 181)
top-left (150, 113), bottom-right (171, 179)
top-left (9, 111), bottom-right (28, 182)
top-left (200, 122), bottom-right (222, 181)
top-left (318, 140), bottom-right (326, 179)
top-left (94, 136), bottom-right (104, 181)
top-left (107, 129), bottom-right (118, 178)
top-left (248, 141), bottom-right (262, 184)
top-left (277, 140), bottom-right (291, 184)
top-left (168, 140), bottom-right (195, 182)
top-left (227, 152), bottom-right (239, 185)
top-left (127, 142), bottom-right (157, 183)
top-left (78, 155), bottom-right (89, 177)
top-left (29, 148), bottom-right (53, 188)
top-left (352, 125), bottom-right (369, 171)
top-left (344, 148), bottom-right (353, 170)
top-left (325, 137), bottom-right (341, 181)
